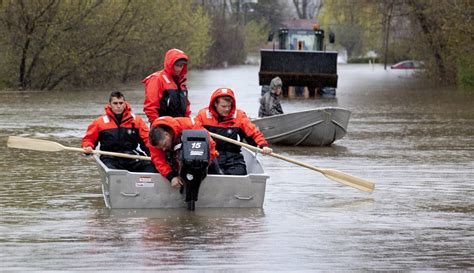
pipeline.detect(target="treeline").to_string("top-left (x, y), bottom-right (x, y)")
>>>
top-left (1, 0), bottom-right (472, 90)
top-left (318, 0), bottom-right (473, 87)
top-left (0, 0), bottom-right (278, 90)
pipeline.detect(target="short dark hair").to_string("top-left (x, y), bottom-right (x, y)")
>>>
top-left (149, 125), bottom-right (173, 147)
top-left (215, 96), bottom-right (233, 104)
top-left (109, 91), bottom-right (125, 102)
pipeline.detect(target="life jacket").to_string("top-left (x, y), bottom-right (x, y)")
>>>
top-left (142, 48), bottom-right (191, 123)
top-left (82, 103), bottom-right (150, 155)
top-left (195, 87), bottom-right (268, 154)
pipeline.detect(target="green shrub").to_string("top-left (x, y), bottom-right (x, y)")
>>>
top-left (457, 57), bottom-right (474, 88)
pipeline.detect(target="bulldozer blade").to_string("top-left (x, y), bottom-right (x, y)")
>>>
top-left (259, 49), bottom-right (338, 88)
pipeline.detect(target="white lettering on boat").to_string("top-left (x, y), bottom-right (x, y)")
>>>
top-left (136, 177), bottom-right (154, 188)
top-left (136, 182), bottom-right (154, 188)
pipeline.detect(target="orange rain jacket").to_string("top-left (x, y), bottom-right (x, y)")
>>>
top-left (82, 103), bottom-right (150, 154)
top-left (149, 116), bottom-right (217, 182)
top-left (195, 87), bottom-right (269, 154)
top-left (142, 48), bottom-right (191, 124)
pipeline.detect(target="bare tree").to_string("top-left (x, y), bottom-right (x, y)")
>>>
top-left (407, 0), bottom-right (447, 82)
top-left (292, 0), bottom-right (323, 19)
top-left (380, 0), bottom-right (394, 70)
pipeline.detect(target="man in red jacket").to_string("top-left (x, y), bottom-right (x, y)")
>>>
top-left (149, 116), bottom-right (218, 210)
top-left (148, 116), bottom-right (218, 188)
top-left (195, 88), bottom-right (272, 175)
top-left (142, 48), bottom-right (191, 124)
top-left (82, 91), bottom-right (156, 173)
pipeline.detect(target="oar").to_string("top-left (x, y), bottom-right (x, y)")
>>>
top-left (6, 136), bottom-right (151, 161)
top-left (209, 132), bottom-right (375, 193)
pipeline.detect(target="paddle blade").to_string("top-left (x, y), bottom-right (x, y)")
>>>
top-left (320, 168), bottom-right (375, 193)
top-left (7, 136), bottom-right (66, 152)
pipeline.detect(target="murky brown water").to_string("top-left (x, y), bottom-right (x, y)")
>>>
top-left (1, 64), bottom-right (473, 270)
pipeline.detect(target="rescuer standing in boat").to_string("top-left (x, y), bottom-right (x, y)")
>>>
top-left (142, 48), bottom-right (191, 124)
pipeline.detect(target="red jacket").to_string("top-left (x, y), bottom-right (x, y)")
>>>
top-left (195, 87), bottom-right (268, 154)
top-left (149, 116), bottom-right (217, 181)
top-left (82, 103), bottom-right (150, 154)
top-left (142, 48), bottom-right (191, 124)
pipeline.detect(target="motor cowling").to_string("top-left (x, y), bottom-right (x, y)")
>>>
top-left (180, 130), bottom-right (210, 170)
top-left (179, 130), bottom-right (210, 210)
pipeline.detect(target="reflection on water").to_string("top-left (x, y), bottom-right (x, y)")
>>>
top-left (327, 198), bottom-right (375, 209)
top-left (1, 64), bottom-right (473, 270)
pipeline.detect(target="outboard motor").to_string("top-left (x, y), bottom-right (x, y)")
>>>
top-left (180, 130), bottom-right (210, 210)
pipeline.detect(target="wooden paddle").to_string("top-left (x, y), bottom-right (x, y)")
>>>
top-left (6, 136), bottom-right (151, 161)
top-left (209, 132), bottom-right (375, 193)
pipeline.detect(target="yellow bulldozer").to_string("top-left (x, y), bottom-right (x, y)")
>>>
top-left (259, 22), bottom-right (337, 98)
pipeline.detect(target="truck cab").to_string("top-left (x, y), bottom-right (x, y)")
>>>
top-left (278, 28), bottom-right (324, 51)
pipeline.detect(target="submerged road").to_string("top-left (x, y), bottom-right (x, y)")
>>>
top-left (0, 64), bottom-right (473, 270)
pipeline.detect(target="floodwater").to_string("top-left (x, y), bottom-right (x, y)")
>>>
top-left (1, 64), bottom-right (473, 271)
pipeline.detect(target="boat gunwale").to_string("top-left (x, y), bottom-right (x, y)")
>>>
top-left (253, 107), bottom-right (351, 122)
top-left (93, 147), bottom-right (269, 179)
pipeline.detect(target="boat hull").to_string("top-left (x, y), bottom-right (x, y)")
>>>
top-left (94, 149), bottom-right (269, 209)
top-left (253, 107), bottom-right (351, 146)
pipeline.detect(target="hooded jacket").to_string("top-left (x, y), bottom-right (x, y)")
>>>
top-left (142, 48), bottom-right (191, 124)
top-left (82, 103), bottom-right (150, 155)
top-left (195, 88), bottom-right (269, 154)
top-left (258, 90), bottom-right (283, 118)
top-left (149, 116), bottom-right (217, 181)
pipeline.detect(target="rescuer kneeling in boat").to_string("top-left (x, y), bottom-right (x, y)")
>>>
top-left (82, 91), bottom-right (157, 173)
top-left (195, 88), bottom-right (272, 175)
top-left (148, 116), bottom-right (218, 210)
